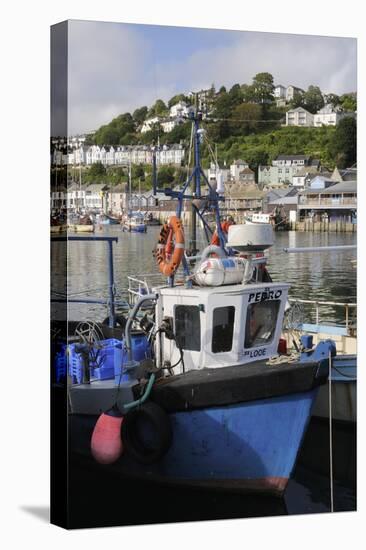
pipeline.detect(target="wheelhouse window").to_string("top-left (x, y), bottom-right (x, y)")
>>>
top-left (175, 306), bottom-right (201, 351)
top-left (212, 306), bottom-right (235, 353)
top-left (244, 301), bottom-right (280, 348)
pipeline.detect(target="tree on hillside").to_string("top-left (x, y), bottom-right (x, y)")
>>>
top-left (289, 91), bottom-right (305, 109)
top-left (94, 127), bottom-right (120, 145)
top-left (211, 92), bottom-right (233, 140)
top-left (165, 122), bottom-right (191, 143)
top-left (133, 106), bottom-right (148, 124)
top-left (339, 93), bottom-right (357, 112)
top-left (148, 99), bottom-right (168, 117)
top-left (231, 103), bottom-right (262, 135)
top-left (330, 116), bottom-right (357, 168)
top-left (93, 112), bottom-right (136, 145)
top-left (251, 73), bottom-right (275, 104)
top-left (241, 84), bottom-right (255, 103)
top-left (168, 94), bottom-right (187, 108)
top-left (228, 83), bottom-right (243, 107)
top-left (119, 133), bottom-right (138, 146)
top-left (157, 165), bottom-right (175, 186)
top-left (85, 162), bottom-right (107, 183)
top-left (324, 94), bottom-right (340, 108)
top-left (303, 85), bottom-right (324, 113)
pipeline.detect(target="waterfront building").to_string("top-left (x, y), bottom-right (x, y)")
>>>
top-left (331, 166), bottom-right (357, 182)
top-left (292, 167), bottom-right (329, 189)
top-left (108, 184), bottom-right (127, 214)
top-left (223, 183), bottom-right (264, 217)
top-left (264, 187), bottom-right (299, 217)
top-left (84, 183), bottom-right (109, 211)
top-left (259, 155), bottom-right (316, 187)
top-left (297, 180), bottom-right (357, 223)
top-left (239, 167), bottom-right (255, 184)
top-left (67, 182), bottom-right (87, 210)
top-left (286, 107), bottom-right (314, 127)
top-left (50, 186), bottom-right (68, 210)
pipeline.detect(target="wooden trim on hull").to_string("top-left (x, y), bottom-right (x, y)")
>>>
top-left (70, 451), bottom-right (289, 497)
top-left (151, 475), bottom-right (289, 497)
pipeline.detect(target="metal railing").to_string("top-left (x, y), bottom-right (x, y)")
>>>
top-left (299, 197), bottom-right (357, 207)
top-left (288, 298), bottom-right (357, 333)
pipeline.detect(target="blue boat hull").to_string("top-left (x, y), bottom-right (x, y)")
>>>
top-left (71, 388), bottom-right (318, 495)
top-left (122, 224), bottom-right (147, 233)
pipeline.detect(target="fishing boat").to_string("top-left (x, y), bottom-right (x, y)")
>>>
top-left (105, 213), bottom-right (121, 225)
top-left (50, 211), bottom-right (67, 233)
top-left (68, 213), bottom-right (95, 233)
top-left (145, 212), bottom-right (161, 226)
top-left (54, 110), bottom-right (343, 498)
top-left (122, 212), bottom-right (147, 233)
top-left (246, 207), bottom-right (289, 231)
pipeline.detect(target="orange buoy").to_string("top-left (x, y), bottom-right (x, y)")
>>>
top-left (155, 216), bottom-right (185, 276)
top-left (91, 408), bottom-right (124, 465)
top-left (210, 220), bottom-right (234, 246)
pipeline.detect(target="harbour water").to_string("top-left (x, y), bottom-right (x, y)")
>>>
top-left (52, 227), bottom-right (357, 525)
top-left (55, 227), bottom-right (357, 325)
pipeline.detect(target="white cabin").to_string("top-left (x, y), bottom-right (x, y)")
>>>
top-left (154, 282), bottom-right (289, 373)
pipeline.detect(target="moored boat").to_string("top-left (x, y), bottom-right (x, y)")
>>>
top-left (53, 110), bottom-right (345, 498)
top-left (68, 213), bottom-right (95, 233)
top-left (122, 212), bottom-right (147, 233)
top-left (50, 212), bottom-right (67, 233)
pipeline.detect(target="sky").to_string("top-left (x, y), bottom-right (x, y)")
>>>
top-left (66, 19), bottom-right (357, 135)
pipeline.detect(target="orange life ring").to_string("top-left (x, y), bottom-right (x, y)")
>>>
top-left (156, 216), bottom-right (185, 276)
top-left (211, 220), bottom-right (233, 246)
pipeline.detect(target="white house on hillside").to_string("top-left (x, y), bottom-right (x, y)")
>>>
top-left (230, 159), bottom-right (249, 181)
top-left (313, 104), bottom-right (356, 127)
top-left (286, 107), bottom-right (314, 127)
top-left (274, 85), bottom-right (286, 99)
top-left (286, 85), bottom-right (305, 102)
top-left (169, 101), bottom-right (193, 118)
top-left (141, 116), bottom-right (160, 133)
top-left (160, 118), bottom-right (184, 133)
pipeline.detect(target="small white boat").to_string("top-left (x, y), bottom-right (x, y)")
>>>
top-left (122, 213), bottom-right (147, 233)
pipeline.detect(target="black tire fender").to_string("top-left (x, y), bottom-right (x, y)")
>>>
top-left (121, 401), bottom-right (172, 464)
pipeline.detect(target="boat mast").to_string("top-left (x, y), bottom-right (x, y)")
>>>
top-left (189, 93), bottom-right (200, 256)
top-left (128, 151), bottom-right (132, 217)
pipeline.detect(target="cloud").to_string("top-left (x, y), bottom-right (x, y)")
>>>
top-left (158, 31), bottom-right (357, 95)
top-left (67, 21), bottom-right (357, 134)
top-left (68, 21), bottom-right (155, 133)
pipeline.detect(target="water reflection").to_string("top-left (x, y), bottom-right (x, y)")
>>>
top-left (51, 227), bottom-right (356, 325)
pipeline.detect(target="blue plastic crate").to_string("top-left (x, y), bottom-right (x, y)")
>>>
top-left (54, 344), bottom-right (67, 382)
top-left (114, 333), bottom-right (151, 385)
top-left (68, 338), bottom-right (123, 384)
